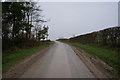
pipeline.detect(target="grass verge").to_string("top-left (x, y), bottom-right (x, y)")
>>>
top-left (61, 41), bottom-right (119, 77)
top-left (3, 42), bottom-right (53, 72)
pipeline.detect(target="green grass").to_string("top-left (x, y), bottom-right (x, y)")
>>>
top-left (71, 43), bottom-right (119, 68)
top-left (3, 43), bottom-right (52, 72)
top-left (61, 41), bottom-right (119, 76)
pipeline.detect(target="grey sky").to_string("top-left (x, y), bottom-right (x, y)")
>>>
top-left (39, 2), bottom-right (118, 40)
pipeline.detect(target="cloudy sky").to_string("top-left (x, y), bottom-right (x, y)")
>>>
top-left (39, 2), bottom-right (118, 40)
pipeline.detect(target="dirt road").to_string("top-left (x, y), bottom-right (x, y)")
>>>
top-left (21, 41), bottom-right (95, 78)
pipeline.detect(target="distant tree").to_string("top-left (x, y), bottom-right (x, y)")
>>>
top-left (37, 25), bottom-right (49, 41)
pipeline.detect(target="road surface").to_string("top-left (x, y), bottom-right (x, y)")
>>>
top-left (21, 41), bottom-right (95, 78)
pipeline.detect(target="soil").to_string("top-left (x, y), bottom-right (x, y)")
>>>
top-left (71, 45), bottom-right (115, 78)
top-left (2, 45), bottom-right (52, 78)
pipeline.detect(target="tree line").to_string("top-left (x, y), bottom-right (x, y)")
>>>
top-left (58, 26), bottom-right (120, 47)
top-left (69, 26), bottom-right (120, 47)
top-left (2, 2), bottom-right (49, 52)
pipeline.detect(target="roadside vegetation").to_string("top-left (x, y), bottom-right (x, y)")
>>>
top-left (3, 42), bottom-right (54, 73)
top-left (72, 43), bottom-right (118, 71)
top-left (2, 2), bottom-right (49, 52)
top-left (71, 43), bottom-right (118, 69)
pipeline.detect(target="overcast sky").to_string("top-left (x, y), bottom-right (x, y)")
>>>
top-left (39, 2), bottom-right (118, 40)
